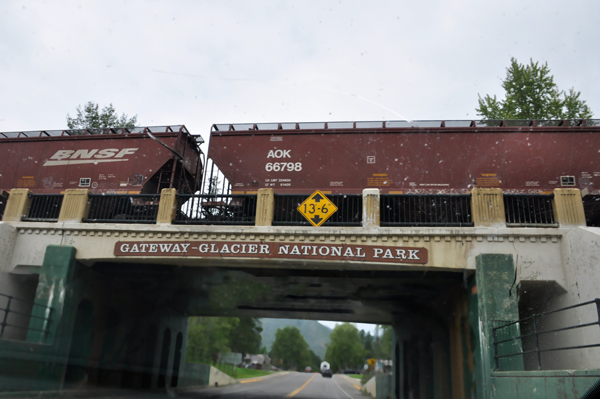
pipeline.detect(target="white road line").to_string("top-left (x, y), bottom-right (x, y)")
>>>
top-left (332, 375), bottom-right (358, 399)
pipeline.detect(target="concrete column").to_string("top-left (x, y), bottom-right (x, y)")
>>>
top-left (362, 188), bottom-right (380, 228)
top-left (475, 254), bottom-right (523, 398)
top-left (27, 245), bottom-right (80, 344)
top-left (471, 188), bottom-right (506, 227)
top-left (552, 188), bottom-right (586, 226)
top-left (26, 245), bottom-right (84, 390)
top-left (255, 188), bottom-right (274, 226)
top-left (1, 188), bottom-right (31, 222)
top-left (156, 188), bottom-right (178, 224)
top-left (58, 189), bottom-right (90, 222)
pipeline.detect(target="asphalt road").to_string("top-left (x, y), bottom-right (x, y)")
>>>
top-left (179, 372), bottom-right (372, 399)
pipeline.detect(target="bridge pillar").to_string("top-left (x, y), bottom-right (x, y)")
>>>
top-left (362, 188), bottom-right (380, 228)
top-left (255, 188), bottom-right (275, 226)
top-left (1, 188), bottom-right (31, 222)
top-left (471, 188), bottom-right (506, 227)
top-left (552, 188), bottom-right (586, 226)
top-left (474, 254), bottom-right (523, 399)
top-left (157, 188), bottom-right (178, 224)
top-left (0, 245), bottom-right (86, 391)
top-left (58, 189), bottom-right (90, 222)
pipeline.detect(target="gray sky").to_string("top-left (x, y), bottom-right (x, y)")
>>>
top-left (1, 0), bottom-right (599, 145)
top-left (3, 0), bottom-right (598, 336)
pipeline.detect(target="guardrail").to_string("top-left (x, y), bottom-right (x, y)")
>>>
top-left (83, 194), bottom-right (160, 224)
top-left (504, 194), bottom-right (556, 227)
top-left (272, 194), bottom-right (362, 226)
top-left (0, 292), bottom-right (53, 340)
top-left (21, 193), bottom-right (63, 222)
top-left (380, 194), bottom-right (473, 227)
top-left (492, 299), bottom-right (600, 370)
top-left (174, 194), bottom-right (257, 225)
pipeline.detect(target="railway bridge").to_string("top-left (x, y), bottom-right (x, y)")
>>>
top-left (0, 186), bottom-right (599, 398)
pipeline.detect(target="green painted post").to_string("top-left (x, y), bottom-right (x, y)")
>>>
top-left (25, 245), bottom-right (83, 390)
top-left (475, 254), bottom-right (524, 398)
top-left (27, 246), bottom-right (79, 344)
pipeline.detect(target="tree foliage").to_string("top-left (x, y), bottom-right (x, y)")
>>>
top-left (359, 329), bottom-right (375, 359)
top-left (66, 101), bottom-right (137, 130)
top-left (269, 326), bottom-right (312, 371)
top-left (186, 317), bottom-right (263, 364)
top-left (477, 58), bottom-right (593, 120)
top-left (325, 323), bottom-right (366, 372)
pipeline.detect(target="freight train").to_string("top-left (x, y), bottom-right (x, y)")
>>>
top-left (206, 119), bottom-right (600, 224)
top-left (0, 125), bottom-right (204, 196)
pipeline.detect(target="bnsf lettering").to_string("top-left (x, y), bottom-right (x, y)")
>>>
top-left (44, 148), bottom-right (139, 166)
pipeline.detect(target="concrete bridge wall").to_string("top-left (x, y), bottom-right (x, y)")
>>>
top-left (0, 187), bottom-right (599, 397)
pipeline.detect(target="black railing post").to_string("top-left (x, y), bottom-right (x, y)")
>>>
top-left (1, 296), bottom-right (12, 338)
top-left (533, 314), bottom-right (542, 370)
top-left (595, 299), bottom-right (600, 330)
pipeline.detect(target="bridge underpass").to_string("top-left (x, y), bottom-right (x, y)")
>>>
top-left (1, 187), bottom-right (600, 398)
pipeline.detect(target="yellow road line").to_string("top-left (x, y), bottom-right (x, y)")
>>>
top-left (353, 384), bottom-right (361, 390)
top-left (240, 378), bottom-right (262, 383)
top-left (285, 373), bottom-right (317, 398)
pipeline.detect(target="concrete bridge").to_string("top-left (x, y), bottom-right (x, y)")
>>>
top-left (0, 187), bottom-right (599, 398)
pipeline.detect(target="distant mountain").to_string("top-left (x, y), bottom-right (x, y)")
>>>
top-left (260, 319), bottom-right (332, 359)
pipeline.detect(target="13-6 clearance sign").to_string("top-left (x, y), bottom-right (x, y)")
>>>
top-left (297, 190), bottom-right (338, 227)
top-left (114, 241), bottom-right (428, 265)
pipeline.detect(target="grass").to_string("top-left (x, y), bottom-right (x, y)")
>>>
top-left (235, 367), bottom-right (274, 379)
top-left (346, 374), bottom-right (362, 379)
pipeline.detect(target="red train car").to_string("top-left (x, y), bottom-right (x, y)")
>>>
top-left (0, 125), bottom-right (204, 195)
top-left (208, 120), bottom-right (600, 196)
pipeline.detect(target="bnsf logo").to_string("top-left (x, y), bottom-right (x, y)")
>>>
top-left (43, 148), bottom-right (139, 166)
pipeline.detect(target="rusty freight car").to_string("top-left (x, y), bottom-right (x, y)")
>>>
top-left (0, 125), bottom-right (204, 196)
top-left (206, 119), bottom-right (600, 225)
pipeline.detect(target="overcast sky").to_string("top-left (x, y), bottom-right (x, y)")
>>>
top-left (2, 1), bottom-right (598, 334)
top-left (1, 0), bottom-right (599, 143)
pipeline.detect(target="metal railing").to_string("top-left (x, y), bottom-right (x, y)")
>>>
top-left (272, 194), bottom-right (362, 226)
top-left (380, 194), bottom-right (473, 227)
top-left (0, 293), bottom-right (53, 340)
top-left (504, 194), bottom-right (556, 227)
top-left (22, 194), bottom-right (63, 222)
top-left (493, 299), bottom-right (600, 370)
top-left (174, 194), bottom-right (257, 225)
top-left (83, 194), bottom-right (160, 223)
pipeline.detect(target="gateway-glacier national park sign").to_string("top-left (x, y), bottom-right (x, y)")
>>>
top-left (114, 241), bottom-right (428, 264)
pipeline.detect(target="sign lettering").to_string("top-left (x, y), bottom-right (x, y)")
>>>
top-left (114, 241), bottom-right (428, 264)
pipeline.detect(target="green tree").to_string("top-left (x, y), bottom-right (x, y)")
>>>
top-left (476, 58), bottom-right (593, 120)
top-left (378, 325), bottom-right (393, 359)
top-left (66, 101), bottom-right (137, 129)
top-left (186, 316), bottom-right (263, 364)
top-left (325, 323), bottom-right (366, 372)
top-left (227, 317), bottom-right (263, 357)
top-left (269, 326), bottom-right (310, 370)
top-left (359, 329), bottom-right (374, 359)
top-left (186, 317), bottom-right (234, 364)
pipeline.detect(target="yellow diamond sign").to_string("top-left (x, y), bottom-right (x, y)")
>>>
top-left (297, 190), bottom-right (338, 227)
